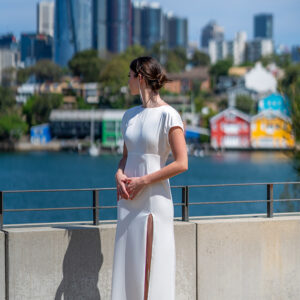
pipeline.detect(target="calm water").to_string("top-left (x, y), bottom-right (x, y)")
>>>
top-left (0, 151), bottom-right (300, 224)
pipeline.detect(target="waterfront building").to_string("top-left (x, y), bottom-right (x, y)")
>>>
top-left (210, 107), bottom-right (251, 149)
top-left (258, 93), bottom-right (291, 116)
top-left (254, 13), bottom-right (273, 39)
top-left (30, 124), bottom-right (52, 145)
top-left (164, 13), bottom-right (188, 50)
top-left (20, 33), bottom-right (53, 66)
top-left (244, 62), bottom-right (277, 95)
top-left (246, 38), bottom-right (274, 62)
top-left (201, 20), bottom-right (224, 50)
top-left (251, 110), bottom-right (295, 149)
top-left (107, 0), bottom-right (131, 53)
top-left (37, 1), bottom-right (55, 37)
top-left (54, 0), bottom-right (92, 66)
top-left (92, 0), bottom-right (107, 56)
top-left (49, 109), bottom-right (125, 148)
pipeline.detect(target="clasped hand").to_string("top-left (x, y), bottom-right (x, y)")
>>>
top-left (116, 173), bottom-right (145, 200)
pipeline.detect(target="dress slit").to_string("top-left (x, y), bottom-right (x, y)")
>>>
top-left (144, 213), bottom-right (153, 300)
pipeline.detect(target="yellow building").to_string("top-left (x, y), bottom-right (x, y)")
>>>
top-left (251, 110), bottom-right (295, 149)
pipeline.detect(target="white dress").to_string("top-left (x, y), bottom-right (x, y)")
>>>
top-left (111, 104), bottom-right (184, 300)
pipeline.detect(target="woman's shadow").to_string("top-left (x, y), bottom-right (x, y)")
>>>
top-left (54, 226), bottom-right (103, 300)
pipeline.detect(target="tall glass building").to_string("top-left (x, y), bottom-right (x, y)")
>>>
top-left (140, 3), bottom-right (163, 50)
top-left (254, 13), bottom-right (273, 39)
top-left (107, 0), bottom-right (131, 53)
top-left (54, 0), bottom-right (92, 66)
top-left (164, 14), bottom-right (188, 50)
top-left (92, 0), bottom-right (107, 56)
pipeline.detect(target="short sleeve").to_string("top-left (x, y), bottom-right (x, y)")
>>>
top-left (164, 108), bottom-right (184, 146)
top-left (121, 111), bottom-right (128, 138)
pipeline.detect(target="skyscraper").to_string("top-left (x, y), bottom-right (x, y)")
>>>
top-left (132, 1), bottom-right (142, 46)
top-left (92, 0), bottom-right (107, 56)
top-left (254, 13), bottom-right (273, 39)
top-left (54, 0), bottom-right (92, 66)
top-left (164, 13), bottom-right (188, 50)
top-left (21, 33), bottom-right (53, 66)
top-left (107, 0), bottom-right (131, 53)
top-left (37, 2), bottom-right (55, 37)
top-left (201, 21), bottom-right (224, 49)
top-left (140, 2), bottom-right (163, 50)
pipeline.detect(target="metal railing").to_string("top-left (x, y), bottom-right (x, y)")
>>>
top-left (1, 181), bottom-right (300, 229)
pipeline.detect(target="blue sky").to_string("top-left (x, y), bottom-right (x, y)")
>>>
top-left (0, 0), bottom-right (299, 48)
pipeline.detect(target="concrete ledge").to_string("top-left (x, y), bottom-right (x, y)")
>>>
top-left (0, 231), bottom-right (5, 300)
top-left (5, 222), bottom-right (197, 299)
top-left (193, 216), bottom-right (300, 300)
top-left (174, 221), bottom-right (197, 300)
top-left (5, 224), bottom-right (115, 300)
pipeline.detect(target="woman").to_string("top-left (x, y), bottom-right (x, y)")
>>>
top-left (111, 56), bottom-right (188, 300)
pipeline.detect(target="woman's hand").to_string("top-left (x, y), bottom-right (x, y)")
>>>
top-left (125, 177), bottom-right (146, 200)
top-left (115, 171), bottom-right (130, 200)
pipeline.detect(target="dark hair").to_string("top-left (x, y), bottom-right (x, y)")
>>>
top-left (129, 56), bottom-right (170, 91)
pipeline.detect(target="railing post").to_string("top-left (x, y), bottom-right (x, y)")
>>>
top-left (182, 186), bottom-right (189, 222)
top-left (0, 191), bottom-right (3, 230)
top-left (93, 190), bottom-right (99, 225)
top-left (267, 184), bottom-right (274, 218)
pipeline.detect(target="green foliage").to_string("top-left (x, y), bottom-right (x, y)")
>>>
top-left (0, 86), bottom-right (15, 112)
top-left (120, 44), bottom-right (146, 62)
top-left (235, 95), bottom-right (256, 115)
top-left (217, 98), bottom-right (228, 111)
top-left (17, 68), bottom-right (31, 85)
top-left (201, 107), bottom-right (218, 129)
top-left (68, 49), bottom-right (105, 82)
top-left (0, 112), bottom-right (28, 141)
top-left (23, 93), bottom-right (63, 127)
top-left (31, 60), bottom-right (63, 82)
top-left (210, 59), bottom-right (233, 78)
top-left (165, 47), bottom-right (188, 73)
top-left (76, 96), bottom-right (93, 109)
top-left (278, 63), bottom-right (300, 141)
top-left (261, 53), bottom-right (292, 69)
top-left (99, 56), bottom-right (129, 93)
top-left (190, 50), bottom-right (210, 67)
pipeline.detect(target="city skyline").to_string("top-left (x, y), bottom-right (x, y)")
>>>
top-left (0, 0), bottom-right (299, 48)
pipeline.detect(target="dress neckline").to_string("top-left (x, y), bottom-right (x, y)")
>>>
top-left (139, 104), bottom-right (169, 109)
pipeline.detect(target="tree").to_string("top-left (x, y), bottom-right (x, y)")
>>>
top-left (68, 49), bottom-right (105, 82)
top-left (210, 59), bottom-right (233, 88)
top-left (0, 113), bottom-right (28, 141)
top-left (261, 53), bottom-right (292, 69)
top-left (23, 93), bottom-right (63, 127)
top-left (210, 59), bottom-right (233, 78)
top-left (165, 47), bottom-right (188, 73)
top-left (190, 50), bottom-right (210, 67)
top-left (0, 86), bottom-right (15, 112)
top-left (235, 95), bottom-right (256, 115)
top-left (99, 56), bottom-right (129, 93)
top-left (278, 63), bottom-right (300, 141)
top-left (17, 67), bottom-right (31, 85)
top-left (31, 60), bottom-right (63, 82)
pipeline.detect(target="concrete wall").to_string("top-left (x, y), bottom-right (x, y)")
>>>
top-left (4, 222), bottom-right (196, 300)
top-left (194, 216), bottom-right (300, 300)
top-left (3, 216), bottom-right (300, 300)
top-left (0, 231), bottom-right (5, 300)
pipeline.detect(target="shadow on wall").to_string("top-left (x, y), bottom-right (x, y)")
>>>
top-left (54, 227), bottom-right (103, 300)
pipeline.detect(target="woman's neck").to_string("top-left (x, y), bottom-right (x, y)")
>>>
top-left (141, 89), bottom-right (164, 108)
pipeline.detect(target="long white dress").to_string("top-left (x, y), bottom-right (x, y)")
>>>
top-left (111, 104), bottom-right (184, 300)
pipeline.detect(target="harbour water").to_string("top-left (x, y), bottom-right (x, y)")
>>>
top-left (0, 151), bottom-right (300, 224)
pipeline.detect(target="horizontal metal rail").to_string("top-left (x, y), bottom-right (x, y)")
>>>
top-left (0, 182), bottom-right (300, 229)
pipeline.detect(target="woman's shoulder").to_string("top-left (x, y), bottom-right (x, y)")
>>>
top-left (122, 105), bottom-right (141, 119)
